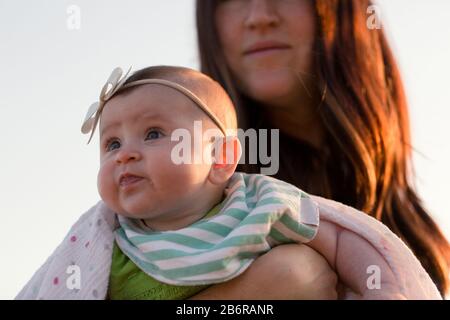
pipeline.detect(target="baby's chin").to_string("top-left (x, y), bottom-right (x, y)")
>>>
top-left (106, 202), bottom-right (156, 220)
top-left (115, 209), bottom-right (155, 220)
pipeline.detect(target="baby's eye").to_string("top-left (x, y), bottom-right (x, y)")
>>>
top-left (145, 129), bottom-right (164, 140)
top-left (105, 139), bottom-right (121, 152)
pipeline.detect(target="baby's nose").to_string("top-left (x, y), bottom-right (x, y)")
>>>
top-left (115, 148), bottom-right (142, 164)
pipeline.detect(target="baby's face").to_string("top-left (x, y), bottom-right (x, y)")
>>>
top-left (97, 85), bottom-right (218, 229)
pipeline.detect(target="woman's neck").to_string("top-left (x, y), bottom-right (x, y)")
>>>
top-left (261, 93), bottom-right (325, 150)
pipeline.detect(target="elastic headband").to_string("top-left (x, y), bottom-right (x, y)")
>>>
top-left (81, 67), bottom-right (227, 144)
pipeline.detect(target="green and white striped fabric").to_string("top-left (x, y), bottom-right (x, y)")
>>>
top-left (115, 172), bottom-right (320, 286)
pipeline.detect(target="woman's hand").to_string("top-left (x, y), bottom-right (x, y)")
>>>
top-left (190, 244), bottom-right (338, 300)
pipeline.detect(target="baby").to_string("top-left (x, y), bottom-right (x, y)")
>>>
top-left (83, 65), bottom-right (325, 299)
top-left (16, 66), bottom-right (440, 300)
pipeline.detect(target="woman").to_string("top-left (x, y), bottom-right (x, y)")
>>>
top-left (195, 0), bottom-right (450, 297)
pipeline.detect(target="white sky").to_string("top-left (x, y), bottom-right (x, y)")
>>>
top-left (0, 0), bottom-right (449, 299)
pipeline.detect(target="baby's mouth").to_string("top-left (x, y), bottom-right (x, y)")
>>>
top-left (119, 174), bottom-right (144, 188)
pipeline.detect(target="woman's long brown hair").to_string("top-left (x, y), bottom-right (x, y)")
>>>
top-left (196, 0), bottom-right (450, 297)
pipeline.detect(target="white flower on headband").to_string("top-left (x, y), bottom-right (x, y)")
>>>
top-left (81, 67), bottom-right (131, 143)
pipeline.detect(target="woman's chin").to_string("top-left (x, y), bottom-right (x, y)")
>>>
top-left (246, 76), bottom-right (299, 106)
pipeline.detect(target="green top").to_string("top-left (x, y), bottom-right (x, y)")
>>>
top-left (108, 203), bottom-right (223, 300)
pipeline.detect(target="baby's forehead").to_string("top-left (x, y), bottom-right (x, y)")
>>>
top-left (113, 84), bottom-right (203, 112)
top-left (99, 85), bottom-right (212, 131)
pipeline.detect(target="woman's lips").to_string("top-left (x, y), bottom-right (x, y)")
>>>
top-left (244, 42), bottom-right (291, 56)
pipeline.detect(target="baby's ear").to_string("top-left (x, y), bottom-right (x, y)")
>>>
top-left (208, 136), bottom-right (242, 185)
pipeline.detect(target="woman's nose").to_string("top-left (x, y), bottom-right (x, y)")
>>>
top-left (245, 0), bottom-right (280, 30)
top-left (115, 147), bottom-right (142, 164)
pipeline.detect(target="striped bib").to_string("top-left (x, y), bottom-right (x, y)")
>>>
top-left (115, 172), bottom-right (320, 286)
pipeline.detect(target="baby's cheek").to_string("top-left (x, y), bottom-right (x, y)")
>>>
top-left (169, 164), bottom-right (210, 195)
top-left (151, 146), bottom-right (210, 194)
top-left (97, 165), bottom-right (117, 208)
